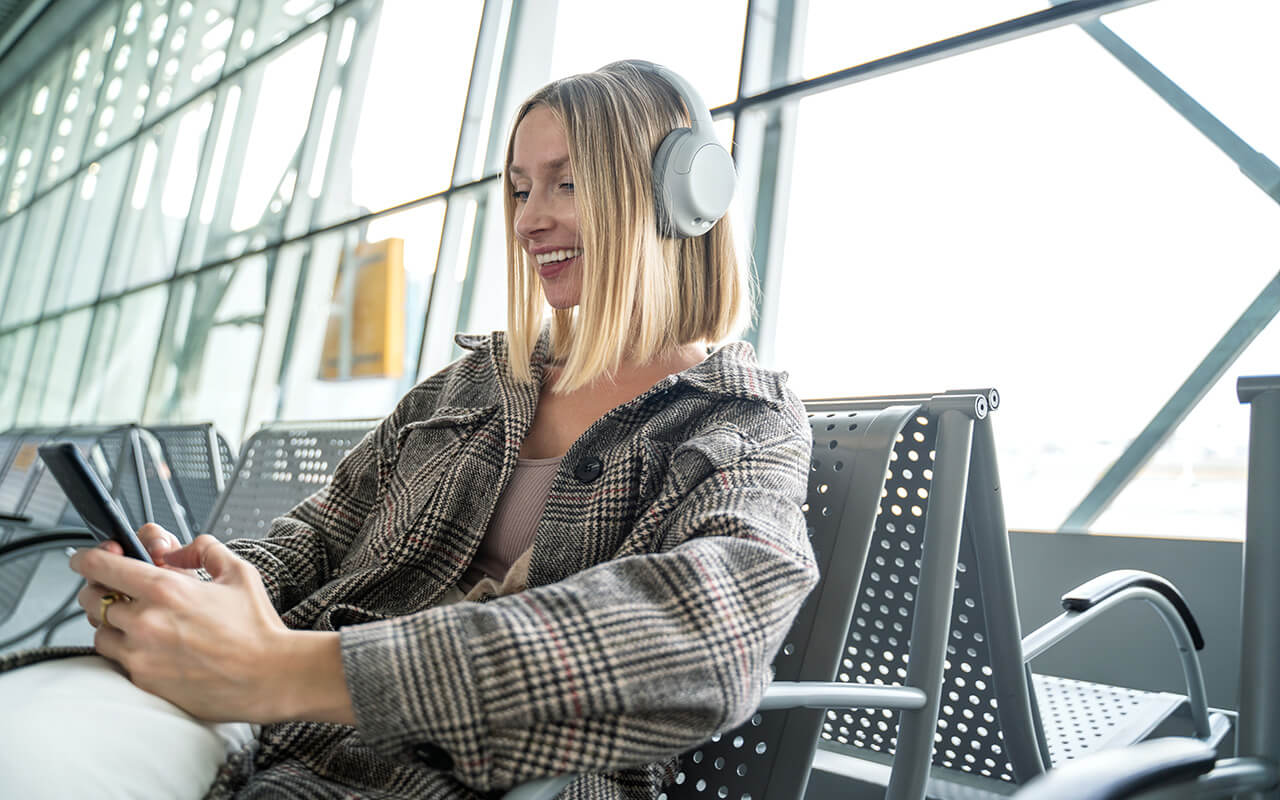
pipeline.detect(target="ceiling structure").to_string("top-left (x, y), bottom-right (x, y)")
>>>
top-left (0, 0), bottom-right (97, 105)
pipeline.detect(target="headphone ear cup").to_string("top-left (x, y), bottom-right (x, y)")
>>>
top-left (651, 126), bottom-right (690, 237)
top-left (652, 126), bottom-right (736, 239)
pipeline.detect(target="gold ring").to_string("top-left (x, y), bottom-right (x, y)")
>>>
top-left (100, 593), bottom-right (122, 627)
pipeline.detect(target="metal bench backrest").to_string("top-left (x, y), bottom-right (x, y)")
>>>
top-left (0, 429), bottom-right (28, 487)
top-left (19, 427), bottom-right (115, 529)
top-left (204, 420), bottom-right (378, 542)
top-left (150, 423), bottom-right (236, 535)
top-left (0, 429), bottom-right (63, 517)
top-left (0, 425), bottom-right (152, 634)
top-left (662, 401), bottom-right (928, 799)
top-left (814, 390), bottom-right (1060, 798)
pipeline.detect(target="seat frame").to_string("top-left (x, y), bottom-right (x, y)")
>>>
top-left (808, 390), bottom-right (1228, 800)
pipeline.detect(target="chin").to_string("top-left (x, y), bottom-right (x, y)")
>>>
top-left (540, 279), bottom-right (582, 310)
top-left (545, 296), bottom-right (581, 310)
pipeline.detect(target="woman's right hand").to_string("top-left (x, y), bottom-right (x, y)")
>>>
top-left (78, 523), bottom-right (192, 628)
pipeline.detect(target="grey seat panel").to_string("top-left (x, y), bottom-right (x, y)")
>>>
top-left (662, 403), bottom-right (918, 800)
top-left (1032, 675), bottom-right (1184, 766)
top-left (206, 420), bottom-right (379, 542)
top-left (150, 423), bottom-right (235, 536)
top-left (813, 388), bottom-right (1223, 799)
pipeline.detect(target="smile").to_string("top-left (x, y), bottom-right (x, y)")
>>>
top-left (535, 248), bottom-right (583, 265)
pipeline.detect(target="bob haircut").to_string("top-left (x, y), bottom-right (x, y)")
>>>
top-left (503, 59), bottom-right (750, 393)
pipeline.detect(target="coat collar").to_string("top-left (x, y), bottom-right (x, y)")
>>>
top-left (453, 330), bottom-right (788, 411)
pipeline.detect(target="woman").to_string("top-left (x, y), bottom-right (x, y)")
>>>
top-left (0, 60), bottom-right (817, 799)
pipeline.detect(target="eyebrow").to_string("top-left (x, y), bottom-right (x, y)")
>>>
top-left (508, 156), bottom-right (571, 178)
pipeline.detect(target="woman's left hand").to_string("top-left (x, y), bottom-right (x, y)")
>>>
top-left (69, 535), bottom-right (306, 723)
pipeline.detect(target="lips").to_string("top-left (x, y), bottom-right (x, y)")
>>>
top-left (537, 253), bottom-right (578, 279)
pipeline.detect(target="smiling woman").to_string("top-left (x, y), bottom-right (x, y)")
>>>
top-left (0, 60), bottom-right (817, 800)
top-left (503, 62), bottom-right (745, 397)
top-left (509, 108), bottom-right (584, 310)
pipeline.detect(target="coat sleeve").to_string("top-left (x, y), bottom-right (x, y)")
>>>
top-left (337, 411), bottom-right (819, 791)
top-left (222, 351), bottom-right (468, 610)
top-left (223, 422), bottom-right (384, 611)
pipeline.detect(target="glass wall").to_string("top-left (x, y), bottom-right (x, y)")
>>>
top-left (0, 0), bottom-right (1275, 541)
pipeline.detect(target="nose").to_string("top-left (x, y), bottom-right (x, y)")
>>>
top-left (514, 191), bottom-right (551, 241)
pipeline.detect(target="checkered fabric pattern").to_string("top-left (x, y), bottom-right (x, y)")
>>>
top-left (4, 331), bottom-right (817, 799)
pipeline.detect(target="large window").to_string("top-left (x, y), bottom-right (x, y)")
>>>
top-left (0, 0), bottom-right (1274, 541)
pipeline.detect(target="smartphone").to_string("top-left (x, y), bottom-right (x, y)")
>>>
top-left (37, 442), bottom-right (154, 564)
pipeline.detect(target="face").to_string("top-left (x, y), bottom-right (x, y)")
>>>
top-left (510, 105), bottom-right (582, 310)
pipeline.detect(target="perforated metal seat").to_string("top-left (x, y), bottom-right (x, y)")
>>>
top-left (204, 420), bottom-right (378, 542)
top-left (807, 390), bottom-right (1229, 800)
top-left (1011, 375), bottom-right (1280, 800)
top-left (507, 397), bottom-right (990, 800)
top-left (150, 423), bottom-right (236, 535)
top-left (650, 401), bottom-right (940, 800)
top-left (0, 429), bottom-right (63, 520)
top-left (0, 425), bottom-right (195, 650)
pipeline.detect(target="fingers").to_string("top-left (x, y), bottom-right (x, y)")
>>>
top-left (96, 592), bottom-right (138, 631)
top-left (163, 535), bottom-right (243, 580)
top-left (69, 546), bottom-right (155, 599)
top-left (94, 621), bottom-right (127, 665)
top-left (137, 523), bottom-right (181, 563)
top-left (78, 582), bottom-right (106, 627)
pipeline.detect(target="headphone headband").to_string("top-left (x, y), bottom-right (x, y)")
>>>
top-left (632, 61), bottom-right (736, 239)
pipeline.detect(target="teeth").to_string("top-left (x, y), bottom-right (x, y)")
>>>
top-left (535, 248), bottom-right (583, 265)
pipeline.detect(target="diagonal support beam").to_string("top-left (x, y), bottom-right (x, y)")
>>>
top-left (1060, 269), bottom-right (1280, 532)
top-left (1075, 17), bottom-right (1280, 205)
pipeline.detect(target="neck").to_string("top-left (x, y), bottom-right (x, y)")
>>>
top-left (543, 342), bottom-right (708, 392)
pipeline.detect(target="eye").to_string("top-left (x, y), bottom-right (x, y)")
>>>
top-left (512, 189), bottom-right (529, 201)
top-left (559, 181), bottom-right (575, 192)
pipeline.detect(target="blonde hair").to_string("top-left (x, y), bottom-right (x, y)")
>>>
top-left (504, 60), bottom-right (749, 393)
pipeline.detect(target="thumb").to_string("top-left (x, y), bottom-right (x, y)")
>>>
top-left (163, 534), bottom-right (244, 580)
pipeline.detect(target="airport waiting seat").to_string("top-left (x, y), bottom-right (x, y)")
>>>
top-left (0, 428), bottom-right (66, 524)
top-left (0, 420), bottom-right (373, 653)
top-left (801, 390), bottom-right (1229, 800)
top-left (506, 394), bottom-right (989, 800)
top-left (1011, 375), bottom-right (1280, 800)
top-left (0, 428), bottom-right (31, 512)
top-left (0, 425), bottom-right (194, 650)
top-left (167, 404), bottom-right (936, 800)
top-left (149, 423), bottom-right (237, 535)
top-left (203, 419), bottom-right (380, 543)
top-left (0, 427), bottom-right (115, 641)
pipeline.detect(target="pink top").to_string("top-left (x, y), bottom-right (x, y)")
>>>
top-left (461, 455), bottom-right (562, 591)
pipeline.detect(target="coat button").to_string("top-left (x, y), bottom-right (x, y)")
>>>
top-left (574, 455), bottom-right (603, 483)
top-left (414, 743), bottom-right (454, 771)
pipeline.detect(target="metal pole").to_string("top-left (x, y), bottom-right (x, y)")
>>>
top-left (1237, 375), bottom-right (1280, 800)
top-left (886, 404), bottom-right (976, 800)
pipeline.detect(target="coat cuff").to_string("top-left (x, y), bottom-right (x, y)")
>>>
top-left (340, 607), bottom-right (491, 787)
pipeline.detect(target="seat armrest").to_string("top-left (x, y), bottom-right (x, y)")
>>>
top-left (1062, 569), bottom-right (1204, 650)
top-left (758, 681), bottom-right (927, 711)
top-left (498, 682), bottom-right (929, 798)
top-left (1013, 737), bottom-right (1216, 800)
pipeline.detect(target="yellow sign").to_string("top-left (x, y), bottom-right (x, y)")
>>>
top-left (318, 238), bottom-right (406, 380)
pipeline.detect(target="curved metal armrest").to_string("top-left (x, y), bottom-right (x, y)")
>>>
top-left (757, 681), bottom-right (926, 711)
top-left (1022, 571), bottom-right (1214, 738)
top-left (499, 682), bottom-right (929, 798)
top-left (0, 528), bottom-right (95, 560)
top-left (1062, 570), bottom-right (1204, 650)
top-left (1012, 737), bottom-right (1216, 800)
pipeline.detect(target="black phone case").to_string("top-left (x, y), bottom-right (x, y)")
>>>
top-left (37, 442), bottom-right (154, 564)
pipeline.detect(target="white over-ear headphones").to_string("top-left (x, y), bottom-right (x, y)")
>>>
top-left (640, 62), bottom-right (737, 239)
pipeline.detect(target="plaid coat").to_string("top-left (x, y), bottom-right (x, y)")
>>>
top-left (7, 331), bottom-right (817, 799)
